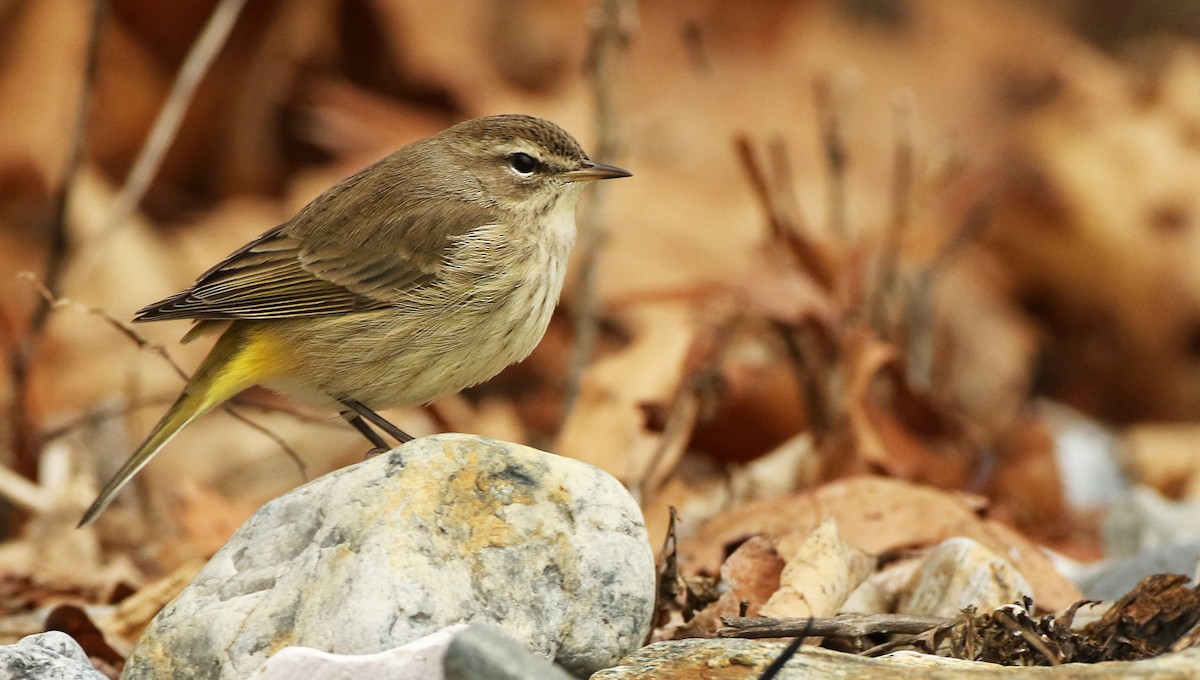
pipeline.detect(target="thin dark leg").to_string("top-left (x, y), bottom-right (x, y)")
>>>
top-left (340, 410), bottom-right (389, 450)
top-left (339, 398), bottom-right (415, 443)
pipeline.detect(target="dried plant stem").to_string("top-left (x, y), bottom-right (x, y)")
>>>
top-left (869, 90), bottom-right (915, 336)
top-left (906, 199), bottom-right (992, 389)
top-left (996, 609), bottom-right (1061, 666)
top-left (637, 314), bottom-right (737, 502)
top-left (560, 0), bottom-right (635, 428)
top-left (93, 0), bottom-right (248, 246)
top-left (42, 394), bottom-right (341, 445)
top-left (721, 614), bottom-right (951, 640)
top-left (813, 75), bottom-right (856, 241)
top-left (775, 322), bottom-right (833, 433)
top-left (23, 277), bottom-right (306, 480)
top-left (6, 0), bottom-right (107, 478)
top-left (33, 0), bottom-right (107, 329)
top-left (735, 135), bottom-right (832, 289)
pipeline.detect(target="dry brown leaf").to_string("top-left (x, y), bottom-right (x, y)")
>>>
top-left (842, 555), bottom-right (924, 615)
top-left (822, 328), bottom-right (974, 488)
top-left (992, 44), bottom-right (1200, 422)
top-left (987, 410), bottom-right (1069, 542)
top-left (640, 459), bottom-right (731, 550)
top-left (726, 432), bottom-right (822, 506)
top-left (97, 558), bottom-right (205, 646)
top-left (678, 476), bottom-right (1081, 610)
top-left (686, 535), bottom-right (784, 635)
top-left (896, 537), bottom-right (1032, 619)
top-left (1124, 423), bottom-right (1200, 500)
top-left (555, 301), bottom-right (698, 481)
top-left (760, 518), bottom-right (875, 619)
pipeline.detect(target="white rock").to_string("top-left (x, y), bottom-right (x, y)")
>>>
top-left (124, 434), bottom-right (655, 679)
top-left (252, 624), bottom-right (575, 680)
top-left (1104, 486), bottom-right (1200, 557)
top-left (897, 537), bottom-right (1032, 618)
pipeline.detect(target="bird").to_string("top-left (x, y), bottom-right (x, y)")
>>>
top-left (80, 114), bottom-right (631, 526)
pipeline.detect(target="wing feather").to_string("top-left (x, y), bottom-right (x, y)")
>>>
top-left (134, 155), bottom-right (498, 323)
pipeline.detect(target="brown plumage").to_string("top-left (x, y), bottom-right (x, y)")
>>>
top-left (80, 114), bottom-right (630, 526)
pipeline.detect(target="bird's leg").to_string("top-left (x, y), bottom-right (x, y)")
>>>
top-left (339, 410), bottom-right (390, 458)
top-left (338, 398), bottom-right (415, 443)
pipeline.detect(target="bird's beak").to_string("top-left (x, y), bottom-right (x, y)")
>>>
top-left (563, 160), bottom-right (632, 182)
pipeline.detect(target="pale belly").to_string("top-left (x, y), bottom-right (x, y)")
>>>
top-left (254, 233), bottom-right (569, 410)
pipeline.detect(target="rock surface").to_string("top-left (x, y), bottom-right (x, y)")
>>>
top-left (897, 537), bottom-right (1032, 618)
top-left (125, 434), bottom-right (655, 679)
top-left (0, 632), bottom-right (106, 680)
top-left (590, 638), bottom-right (1200, 679)
top-left (1077, 541), bottom-right (1200, 601)
top-left (252, 624), bottom-right (575, 680)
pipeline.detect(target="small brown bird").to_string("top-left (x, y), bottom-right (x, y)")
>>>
top-left (81, 114), bottom-right (630, 526)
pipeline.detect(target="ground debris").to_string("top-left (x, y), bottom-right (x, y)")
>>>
top-left (1082, 573), bottom-right (1200, 661)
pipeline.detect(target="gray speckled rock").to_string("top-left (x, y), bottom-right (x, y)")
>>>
top-left (125, 434), bottom-right (655, 679)
top-left (0, 632), bottom-right (105, 680)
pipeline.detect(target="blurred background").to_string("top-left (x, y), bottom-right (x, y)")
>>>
top-left (3, 0), bottom-right (1200, 590)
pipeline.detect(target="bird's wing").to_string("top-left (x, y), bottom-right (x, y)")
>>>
top-left (136, 193), bottom-right (495, 322)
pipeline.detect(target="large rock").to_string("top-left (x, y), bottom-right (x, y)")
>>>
top-left (125, 434), bottom-right (655, 679)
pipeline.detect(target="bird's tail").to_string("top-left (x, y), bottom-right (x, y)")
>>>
top-left (78, 327), bottom-right (266, 526)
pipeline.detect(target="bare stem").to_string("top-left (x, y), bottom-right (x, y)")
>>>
top-left (6, 0), bottom-right (107, 479)
top-left (869, 90), bottom-right (915, 336)
top-left (91, 0), bottom-right (249, 247)
top-left (560, 0), bottom-right (636, 428)
top-left (735, 135), bottom-right (832, 289)
top-left (23, 276), bottom-right (306, 480)
top-left (813, 75), bottom-right (856, 241)
top-left (720, 614), bottom-right (951, 639)
top-left (906, 198), bottom-right (992, 389)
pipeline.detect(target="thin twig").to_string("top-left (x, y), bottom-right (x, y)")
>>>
top-left (226, 396), bottom-right (343, 426)
top-left (906, 198), bottom-right (992, 389)
top-left (773, 321), bottom-right (833, 433)
top-left (650, 506), bottom-right (681, 641)
top-left (560, 0), bottom-right (635, 431)
top-left (91, 0), bottom-right (249, 248)
top-left (32, 0), bottom-right (107, 329)
top-left (860, 634), bottom-right (920, 657)
top-left (735, 135), bottom-right (833, 289)
top-left (6, 0), bottom-right (107, 479)
top-left (996, 609), bottom-right (1061, 666)
top-left (721, 613), bottom-right (951, 639)
top-left (869, 89), bottom-right (915, 336)
top-left (767, 135), bottom-right (809, 240)
top-left (41, 393), bottom-right (342, 444)
top-left (40, 396), bottom-right (177, 443)
top-left (22, 276), bottom-right (306, 479)
top-left (813, 75), bottom-right (856, 241)
top-left (220, 408), bottom-right (307, 480)
top-left (637, 313), bottom-right (737, 503)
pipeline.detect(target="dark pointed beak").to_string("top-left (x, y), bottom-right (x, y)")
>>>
top-left (562, 160), bottom-right (632, 182)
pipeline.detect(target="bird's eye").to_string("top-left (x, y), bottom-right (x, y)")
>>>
top-left (508, 152), bottom-right (539, 174)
